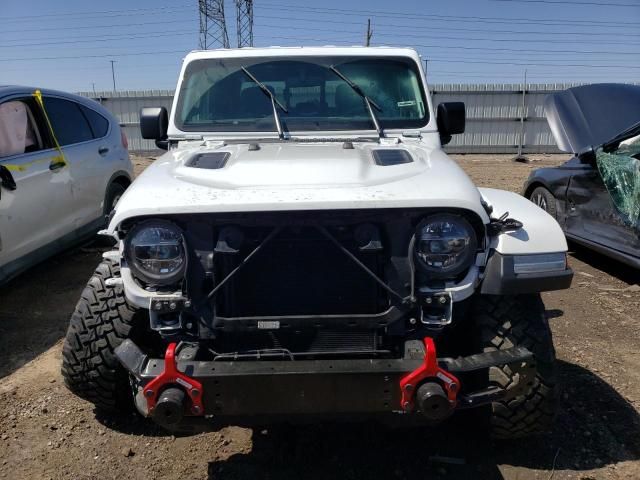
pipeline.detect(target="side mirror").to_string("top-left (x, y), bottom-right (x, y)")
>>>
top-left (140, 107), bottom-right (168, 144)
top-left (577, 146), bottom-right (597, 166)
top-left (437, 102), bottom-right (465, 145)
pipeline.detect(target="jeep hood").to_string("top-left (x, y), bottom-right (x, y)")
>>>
top-left (108, 142), bottom-right (489, 231)
top-left (544, 83), bottom-right (640, 154)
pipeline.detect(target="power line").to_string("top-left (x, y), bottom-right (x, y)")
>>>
top-left (3, 13), bottom-right (633, 42)
top-left (3, 0), bottom-right (630, 28)
top-left (2, 18), bottom-right (196, 35)
top-left (0, 49), bottom-right (190, 62)
top-left (0, 31), bottom-right (195, 49)
top-left (251, 23), bottom-right (640, 55)
top-left (254, 13), bottom-right (640, 39)
top-left (257, 2), bottom-right (638, 28)
top-left (5, 15), bottom-right (640, 46)
top-left (0, 3), bottom-right (194, 23)
top-left (258, 34), bottom-right (640, 68)
top-left (2, 37), bottom-right (637, 70)
top-left (492, 0), bottom-right (639, 6)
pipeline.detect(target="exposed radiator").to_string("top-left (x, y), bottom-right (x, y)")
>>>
top-left (215, 227), bottom-right (388, 317)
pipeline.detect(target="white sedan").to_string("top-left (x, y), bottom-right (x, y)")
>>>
top-left (0, 86), bottom-right (133, 284)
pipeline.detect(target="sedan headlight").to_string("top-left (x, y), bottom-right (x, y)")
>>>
top-left (414, 214), bottom-right (477, 278)
top-left (125, 220), bottom-right (186, 285)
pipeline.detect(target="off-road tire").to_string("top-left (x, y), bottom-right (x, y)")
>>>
top-left (529, 186), bottom-right (557, 219)
top-left (61, 259), bottom-right (138, 412)
top-left (474, 294), bottom-right (557, 439)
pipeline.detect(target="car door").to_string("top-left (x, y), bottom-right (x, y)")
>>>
top-left (566, 157), bottom-right (638, 257)
top-left (0, 96), bottom-right (74, 277)
top-left (43, 95), bottom-right (105, 230)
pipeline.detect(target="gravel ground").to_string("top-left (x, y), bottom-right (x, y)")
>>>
top-left (0, 154), bottom-right (638, 480)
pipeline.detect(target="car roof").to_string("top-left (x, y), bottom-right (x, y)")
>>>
top-left (0, 85), bottom-right (85, 100)
top-left (0, 85), bottom-right (114, 118)
top-left (182, 46), bottom-right (422, 63)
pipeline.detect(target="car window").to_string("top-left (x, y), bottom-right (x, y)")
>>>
top-left (0, 99), bottom-right (45, 158)
top-left (176, 56), bottom-right (428, 132)
top-left (43, 97), bottom-right (93, 146)
top-left (596, 134), bottom-right (640, 227)
top-left (79, 104), bottom-right (109, 138)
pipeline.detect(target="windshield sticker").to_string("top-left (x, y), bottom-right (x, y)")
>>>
top-left (397, 100), bottom-right (416, 107)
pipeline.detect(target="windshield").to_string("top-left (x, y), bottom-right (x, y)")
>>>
top-left (175, 56), bottom-right (428, 133)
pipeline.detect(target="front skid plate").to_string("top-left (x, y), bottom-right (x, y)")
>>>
top-left (116, 340), bottom-right (534, 418)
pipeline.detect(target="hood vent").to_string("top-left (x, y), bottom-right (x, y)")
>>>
top-left (186, 152), bottom-right (230, 169)
top-left (372, 149), bottom-right (413, 166)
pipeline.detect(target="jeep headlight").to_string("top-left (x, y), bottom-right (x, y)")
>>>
top-left (414, 214), bottom-right (477, 278)
top-left (125, 221), bottom-right (186, 285)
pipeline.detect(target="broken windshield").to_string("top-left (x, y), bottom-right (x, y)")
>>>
top-left (595, 133), bottom-right (640, 228)
top-left (175, 56), bottom-right (428, 133)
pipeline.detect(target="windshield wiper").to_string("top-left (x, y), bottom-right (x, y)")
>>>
top-left (602, 119), bottom-right (640, 153)
top-left (329, 65), bottom-right (384, 139)
top-left (241, 66), bottom-right (289, 140)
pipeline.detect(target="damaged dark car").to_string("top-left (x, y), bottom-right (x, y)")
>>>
top-left (524, 83), bottom-right (640, 269)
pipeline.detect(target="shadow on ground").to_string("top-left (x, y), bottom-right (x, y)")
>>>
top-left (569, 241), bottom-right (640, 285)
top-left (206, 360), bottom-right (640, 480)
top-left (0, 243), bottom-right (103, 378)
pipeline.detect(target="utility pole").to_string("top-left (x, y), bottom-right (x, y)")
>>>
top-left (365, 18), bottom-right (372, 46)
top-left (515, 69), bottom-right (528, 163)
top-left (110, 60), bottom-right (117, 92)
top-left (92, 82), bottom-right (96, 97)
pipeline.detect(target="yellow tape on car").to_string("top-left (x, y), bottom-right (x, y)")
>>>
top-left (32, 89), bottom-right (67, 168)
top-left (2, 156), bottom-right (64, 172)
top-left (1, 90), bottom-right (66, 173)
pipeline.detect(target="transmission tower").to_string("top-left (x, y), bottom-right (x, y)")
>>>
top-left (235, 0), bottom-right (254, 47)
top-left (199, 0), bottom-right (230, 49)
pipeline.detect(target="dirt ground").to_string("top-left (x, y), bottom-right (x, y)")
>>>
top-left (1, 154), bottom-right (639, 480)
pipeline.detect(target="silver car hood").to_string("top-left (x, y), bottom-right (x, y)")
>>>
top-left (108, 141), bottom-right (489, 232)
top-left (544, 83), bottom-right (640, 154)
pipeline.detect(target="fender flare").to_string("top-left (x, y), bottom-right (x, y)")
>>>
top-left (479, 187), bottom-right (568, 255)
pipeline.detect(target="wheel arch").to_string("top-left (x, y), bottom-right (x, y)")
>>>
top-left (108, 170), bottom-right (132, 190)
top-left (523, 180), bottom-right (551, 199)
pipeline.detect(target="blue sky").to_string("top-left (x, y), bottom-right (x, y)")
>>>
top-left (2, 0), bottom-right (639, 92)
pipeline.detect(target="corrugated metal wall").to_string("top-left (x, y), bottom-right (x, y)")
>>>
top-left (430, 83), bottom-right (583, 154)
top-left (78, 90), bottom-right (174, 152)
top-left (76, 83), bottom-right (601, 153)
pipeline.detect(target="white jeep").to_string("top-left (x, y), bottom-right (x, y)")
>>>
top-left (62, 47), bottom-right (572, 437)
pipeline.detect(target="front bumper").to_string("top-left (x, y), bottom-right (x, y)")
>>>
top-left (115, 339), bottom-right (535, 432)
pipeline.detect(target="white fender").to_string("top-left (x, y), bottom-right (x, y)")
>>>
top-left (479, 188), bottom-right (568, 255)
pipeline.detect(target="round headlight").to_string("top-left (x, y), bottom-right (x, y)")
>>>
top-left (125, 221), bottom-right (186, 285)
top-left (414, 214), bottom-right (477, 278)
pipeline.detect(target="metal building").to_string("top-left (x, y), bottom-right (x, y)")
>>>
top-left (77, 83), bottom-right (627, 154)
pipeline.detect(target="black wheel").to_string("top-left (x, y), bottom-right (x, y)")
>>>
top-left (473, 294), bottom-right (557, 439)
top-left (104, 181), bottom-right (126, 217)
top-left (529, 186), bottom-right (557, 219)
top-left (61, 260), bottom-right (150, 412)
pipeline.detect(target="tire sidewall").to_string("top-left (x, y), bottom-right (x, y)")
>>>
top-left (529, 186), bottom-right (557, 219)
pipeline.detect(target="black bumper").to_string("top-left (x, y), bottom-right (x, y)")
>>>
top-left (116, 339), bottom-right (535, 428)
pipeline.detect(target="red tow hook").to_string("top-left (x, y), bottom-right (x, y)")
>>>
top-left (143, 343), bottom-right (204, 416)
top-left (399, 337), bottom-right (460, 414)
